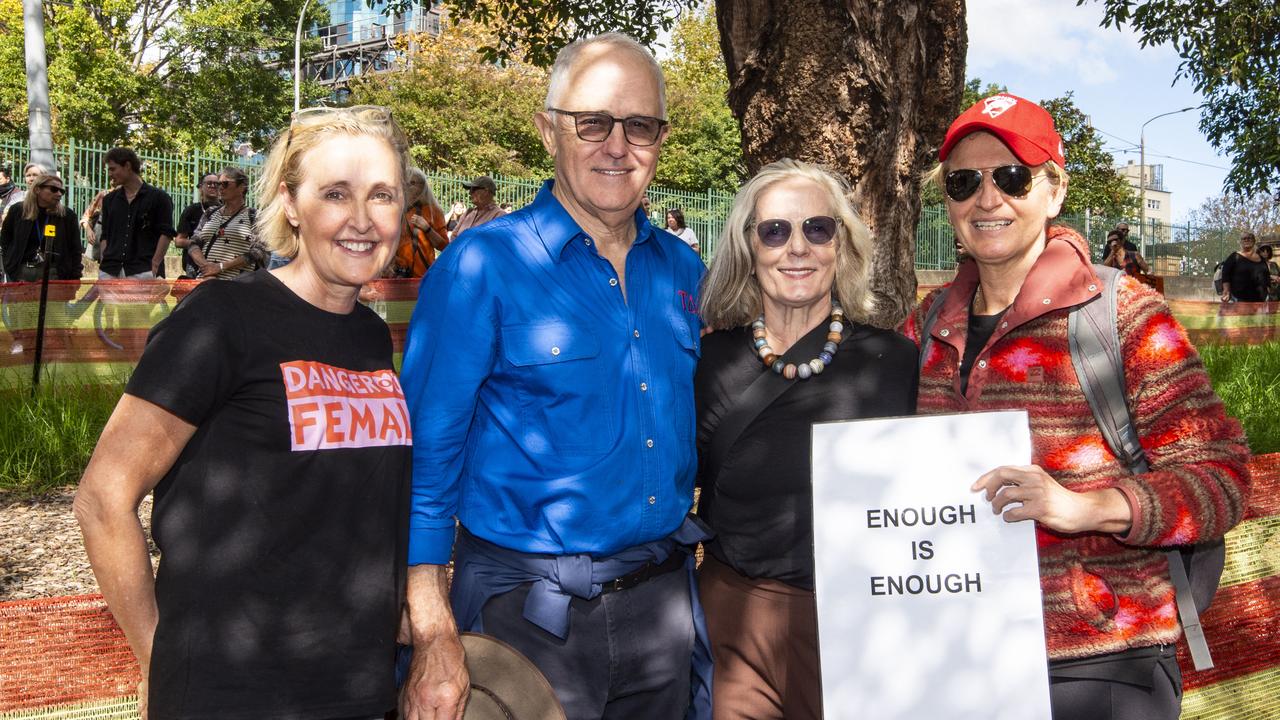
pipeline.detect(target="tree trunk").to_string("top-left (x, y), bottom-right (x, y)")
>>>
top-left (716, 0), bottom-right (966, 327)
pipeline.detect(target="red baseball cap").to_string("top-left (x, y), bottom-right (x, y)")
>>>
top-left (938, 93), bottom-right (1065, 168)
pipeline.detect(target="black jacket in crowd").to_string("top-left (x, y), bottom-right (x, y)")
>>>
top-left (0, 203), bottom-right (83, 281)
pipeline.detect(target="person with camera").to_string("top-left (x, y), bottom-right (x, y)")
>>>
top-left (0, 173), bottom-right (82, 282)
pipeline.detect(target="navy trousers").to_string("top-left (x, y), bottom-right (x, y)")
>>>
top-left (480, 568), bottom-right (694, 720)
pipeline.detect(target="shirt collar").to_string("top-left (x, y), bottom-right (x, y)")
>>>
top-left (528, 180), bottom-right (657, 261)
top-left (934, 225), bottom-right (1100, 332)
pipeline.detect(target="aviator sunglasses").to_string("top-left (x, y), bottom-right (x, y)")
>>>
top-left (754, 216), bottom-right (841, 247)
top-left (944, 164), bottom-right (1035, 202)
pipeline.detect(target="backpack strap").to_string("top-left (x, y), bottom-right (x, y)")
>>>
top-left (917, 287), bottom-right (950, 373)
top-left (1068, 265), bottom-right (1148, 475)
top-left (1067, 264), bottom-right (1214, 671)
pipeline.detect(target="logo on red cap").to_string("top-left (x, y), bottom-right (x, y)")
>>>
top-left (981, 96), bottom-right (1018, 119)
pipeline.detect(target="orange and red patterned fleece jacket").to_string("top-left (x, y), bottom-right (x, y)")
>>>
top-left (901, 226), bottom-right (1251, 661)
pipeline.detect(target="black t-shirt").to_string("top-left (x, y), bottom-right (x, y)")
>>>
top-left (177, 200), bottom-right (218, 239)
top-left (960, 306), bottom-right (1007, 396)
top-left (1222, 251), bottom-right (1269, 301)
top-left (126, 271), bottom-right (411, 720)
top-left (695, 322), bottom-right (918, 590)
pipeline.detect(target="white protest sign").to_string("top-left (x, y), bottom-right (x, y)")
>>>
top-left (810, 410), bottom-right (1050, 720)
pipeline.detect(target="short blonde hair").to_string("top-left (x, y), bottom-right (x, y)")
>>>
top-left (701, 159), bottom-right (876, 330)
top-left (256, 106), bottom-right (411, 258)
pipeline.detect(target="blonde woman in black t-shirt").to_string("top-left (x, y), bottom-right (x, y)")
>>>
top-left (695, 160), bottom-right (918, 720)
top-left (77, 106), bottom-right (414, 720)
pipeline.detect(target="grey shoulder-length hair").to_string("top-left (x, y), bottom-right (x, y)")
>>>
top-left (700, 159), bottom-right (876, 330)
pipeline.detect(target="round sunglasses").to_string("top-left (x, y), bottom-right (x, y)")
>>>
top-left (754, 216), bottom-right (841, 247)
top-left (944, 164), bottom-right (1034, 202)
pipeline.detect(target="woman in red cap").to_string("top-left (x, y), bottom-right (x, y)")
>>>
top-left (902, 94), bottom-right (1250, 719)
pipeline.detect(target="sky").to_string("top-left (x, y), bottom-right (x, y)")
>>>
top-left (966, 0), bottom-right (1230, 223)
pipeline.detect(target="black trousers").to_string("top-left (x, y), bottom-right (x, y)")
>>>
top-left (480, 567), bottom-right (694, 720)
top-left (1050, 645), bottom-right (1183, 720)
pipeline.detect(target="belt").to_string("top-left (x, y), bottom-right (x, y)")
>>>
top-left (601, 548), bottom-right (687, 594)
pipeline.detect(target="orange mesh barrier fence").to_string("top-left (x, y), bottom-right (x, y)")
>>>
top-left (2, 454), bottom-right (1278, 717)
top-left (917, 284), bottom-right (1280, 346)
top-left (0, 279), bottom-right (423, 387)
top-left (0, 595), bottom-right (138, 714)
top-left (1, 278), bottom-right (1275, 389)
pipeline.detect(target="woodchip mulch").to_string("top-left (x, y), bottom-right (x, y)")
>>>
top-left (0, 488), bottom-right (156, 601)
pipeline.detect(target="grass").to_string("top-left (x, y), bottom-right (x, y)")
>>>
top-left (0, 343), bottom-right (1275, 500)
top-left (1200, 342), bottom-right (1280, 456)
top-left (0, 381), bottom-right (124, 498)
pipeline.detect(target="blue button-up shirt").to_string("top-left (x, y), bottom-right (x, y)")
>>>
top-left (403, 181), bottom-right (705, 565)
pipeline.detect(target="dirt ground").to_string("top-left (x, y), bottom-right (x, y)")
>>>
top-left (0, 488), bottom-right (156, 601)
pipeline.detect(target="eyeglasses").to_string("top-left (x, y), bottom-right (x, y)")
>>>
top-left (944, 165), bottom-right (1035, 202)
top-left (39, 185), bottom-right (65, 195)
top-left (216, 180), bottom-right (239, 188)
top-left (202, 181), bottom-right (221, 188)
top-left (547, 108), bottom-right (669, 147)
top-left (753, 216), bottom-right (841, 248)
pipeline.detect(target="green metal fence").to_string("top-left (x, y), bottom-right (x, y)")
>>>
top-left (0, 138), bottom-right (261, 226)
top-left (2, 137), bottom-right (1247, 275)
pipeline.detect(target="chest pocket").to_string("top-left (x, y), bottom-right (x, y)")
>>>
top-left (670, 316), bottom-right (699, 441)
top-left (501, 321), bottom-right (613, 455)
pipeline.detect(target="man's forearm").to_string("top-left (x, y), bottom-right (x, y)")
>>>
top-left (406, 564), bottom-right (458, 641)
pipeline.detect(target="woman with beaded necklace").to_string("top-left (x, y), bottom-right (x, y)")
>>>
top-left (694, 159), bottom-right (918, 720)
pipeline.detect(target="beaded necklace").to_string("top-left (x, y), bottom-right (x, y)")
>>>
top-left (751, 301), bottom-right (844, 380)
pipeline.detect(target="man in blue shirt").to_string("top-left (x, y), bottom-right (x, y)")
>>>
top-left (400, 32), bottom-right (708, 720)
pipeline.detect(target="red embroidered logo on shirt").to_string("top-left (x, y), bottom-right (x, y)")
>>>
top-left (677, 289), bottom-right (699, 314)
top-left (280, 361), bottom-right (412, 450)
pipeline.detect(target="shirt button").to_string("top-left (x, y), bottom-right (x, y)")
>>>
top-left (640, 382), bottom-right (648, 391)
top-left (584, 238), bottom-right (592, 246)
top-left (939, 329), bottom-right (950, 337)
top-left (1088, 284), bottom-right (1098, 292)
top-left (1042, 298), bottom-right (1051, 304)
top-left (551, 346), bottom-right (560, 356)
top-left (648, 496), bottom-right (656, 505)
top-left (1001, 322), bottom-right (1008, 328)
top-left (633, 330), bottom-right (641, 338)
top-left (609, 278), bottom-right (618, 287)
top-left (977, 359), bottom-right (987, 369)
top-left (646, 439), bottom-right (654, 448)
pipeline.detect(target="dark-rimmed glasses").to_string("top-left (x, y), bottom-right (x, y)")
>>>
top-left (944, 165), bottom-right (1035, 202)
top-left (39, 184), bottom-right (65, 195)
top-left (217, 180), bottom-right (239, 188)
top-left (547, 108), bottom-right (668, 147)
top-left (754, 216), bottom-right (841, 247)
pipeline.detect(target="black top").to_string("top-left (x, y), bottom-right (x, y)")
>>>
top-left (127, 272), bottom-right (411, 719)
top-left (960, 307), bottom-right (1006, 396)
top-left (0, 204), bottom-right (83, 280)
top-left (177, 200), bottom-right (219, 238)
top-left (695, 322), bottom-right (918, 590)
top-left (1222, 251), bottom-right (1269, 301)
top-left (98, 182), bottom-right (175, 277)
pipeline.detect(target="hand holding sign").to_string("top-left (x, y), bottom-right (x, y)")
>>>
top-left (974, 464), bottom-right (1134, 535)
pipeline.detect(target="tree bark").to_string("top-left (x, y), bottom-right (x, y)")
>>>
top-left (716, 0), bottom-right (966, 327)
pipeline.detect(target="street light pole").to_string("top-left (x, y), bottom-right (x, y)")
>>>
top-left (294, 0), bottom-right (316, 112)
top-left (1138, 106), bottom-right (1196, 252)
